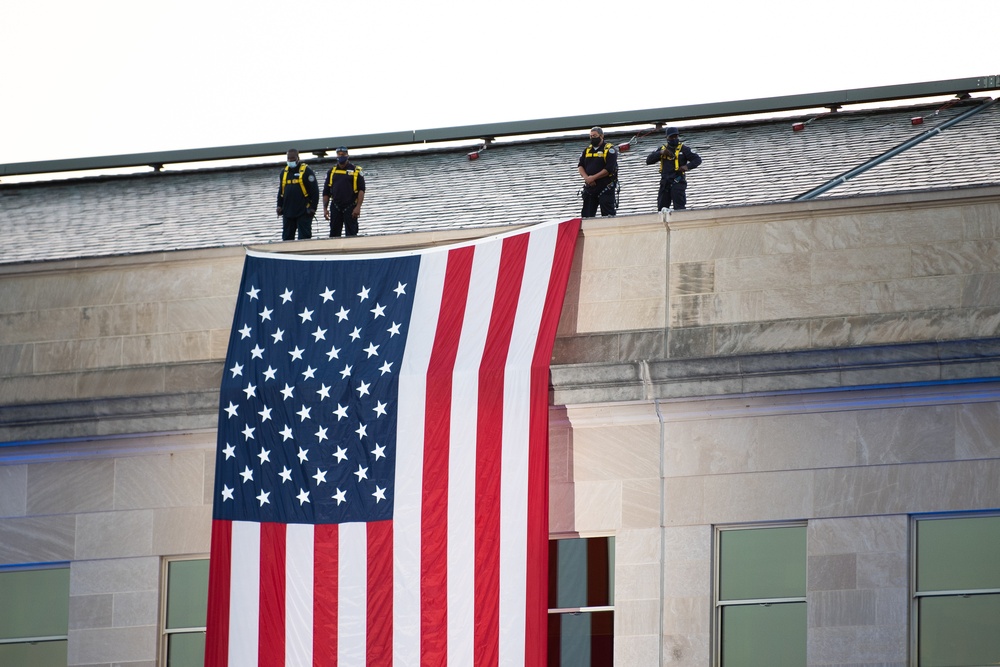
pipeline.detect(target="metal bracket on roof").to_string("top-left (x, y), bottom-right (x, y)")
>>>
top-left (150, 163), bottom-right (164, 172)
top-left (793, 96), bottom-right (999, 200)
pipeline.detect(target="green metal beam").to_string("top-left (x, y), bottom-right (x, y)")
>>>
top-left (2, 74), bottom-right (997, 178)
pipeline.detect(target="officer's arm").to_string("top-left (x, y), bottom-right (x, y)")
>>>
top-left (685, 147), bottom-right (703, 170)
top-left (307, 169), bottom-right (320, 211)
top-left (353, 190), bottom-right (365, 217)
top-left (646, 148), bottom-right (662, 165)
top-left (605, 150), bottom-right (618, 175)
top-left (322, 171), bottom-right (332, 218)
top-left (276, 175), bottom-right (284, 214)
top-left (321, 172), bottom-right (332, 199)
top-left (578, 166), bottom-right (589, 180)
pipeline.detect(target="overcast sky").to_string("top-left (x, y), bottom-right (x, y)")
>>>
top-left (2, 0), bottom-right (997, 165)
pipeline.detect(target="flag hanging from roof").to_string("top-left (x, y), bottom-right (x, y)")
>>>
top-left (205, 218), bottom-right (581, 667)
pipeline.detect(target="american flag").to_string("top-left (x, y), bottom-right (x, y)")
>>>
top-left (206, 218), bottom-right (580, 666)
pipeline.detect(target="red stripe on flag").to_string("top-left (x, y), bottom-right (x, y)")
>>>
top-left (205, 520), bottom-right (232, 667)
top-left (367, 520), bottom-right (394, 666)
top-left (314, 523), bottom-right (339, 667)
top-left (475, 234), bottom-right (530, 665)
top-left (421, 245), bottom-right (474, 666)
top-left (259, 522), bottom-right (286, 664)
top-left (526, 219), bottom-right (581, 666)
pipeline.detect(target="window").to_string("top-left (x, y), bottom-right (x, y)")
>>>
top-left (0, 564), bottom-right (69, 666)
top-left (715, 524), bottom-right (806, 666)
top-left (548, 536), bottom-right (614, 667)
top-left (914, 514), bottom-right (1000, 667)
top-left (160, 557), bottom-right (209, 667)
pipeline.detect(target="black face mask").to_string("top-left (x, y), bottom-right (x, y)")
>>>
top-left (590, 136), bottom-right (603, 148)
top-left (667, 137), bottom-right (680, 147)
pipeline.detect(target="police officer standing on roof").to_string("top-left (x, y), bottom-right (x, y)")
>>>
top-left (276, 149), bottom-right (319, 240)
top-left (646, 126), bottom-right (702, 212)
top-left (578, 126), bottom-right (619, 218)
top-left (323, 146), bottom-right (366, 237)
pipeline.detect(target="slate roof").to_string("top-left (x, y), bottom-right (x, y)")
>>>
top-left (2, 98), bottom-right (999, 266)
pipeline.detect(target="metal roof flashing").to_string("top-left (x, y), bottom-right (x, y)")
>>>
top-left (2, 75), bottom-right (996, 181)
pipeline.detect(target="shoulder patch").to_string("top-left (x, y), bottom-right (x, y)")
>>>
top-left (608, 148), bottom-right (616, 154)
top-left (308, 175), bottom-right (315, 182)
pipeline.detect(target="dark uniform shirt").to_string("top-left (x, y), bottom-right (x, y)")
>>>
top-left (579, 142), bottom-right (619, 192)
top-left (322, 162), bottom-right (366, 207)
top-left (276, 164), bottom-right (319, 217)
top-left (645, 142), bottom-right (702, 180)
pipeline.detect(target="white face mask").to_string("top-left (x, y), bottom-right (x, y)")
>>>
top-left (287, 161), bottom-right (298, 167)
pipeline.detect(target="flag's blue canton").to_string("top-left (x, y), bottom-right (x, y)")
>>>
top-left (214, 254), bottom-right (420, 525)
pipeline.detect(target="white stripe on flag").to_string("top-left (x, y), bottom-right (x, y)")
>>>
top-left (448, 239), bottom-right (503, 666)
top-left (286, 523), bottom-right (314, 666)
top-left (339, 521), bottom-right (367, 666)
top-left (230, 521), bottom-right (260, 665)
top-left (500, 224), bottom-right (559, 666)
top-left (395, 249), bottom-right (448, 665)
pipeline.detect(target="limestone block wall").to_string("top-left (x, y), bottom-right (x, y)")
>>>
top-left (667, 188), bottom-right (1000, 359)
top-left (548, 380), bottom-right (1000, 666)
top-left (657, 382), bottom-right (1000, 667)
top-left (558, 215), bottom-right (668, 336)
top-left (0, 433), bottom-right (213, 666)
top-left (550, 402), bottom-right (663, 666)
top-left (0, 248), bottom-right (245, 443)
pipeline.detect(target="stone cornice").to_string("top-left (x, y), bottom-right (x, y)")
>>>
top-left (550, 337), bottom-right (1000, 405)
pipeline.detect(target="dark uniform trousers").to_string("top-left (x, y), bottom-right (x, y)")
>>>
top-left (657, 176), bottom-right (688, 211)
top-left (329, 202), bottom-right (359, 237)
top-left (581, 185), bottom-right (616, 218)
top-left (283, 212), bottom-right (313, 241)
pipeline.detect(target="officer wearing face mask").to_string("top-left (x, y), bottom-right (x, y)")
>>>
top-left (577, 126), bottom-right (619, 218)
top-left (646, 126), bottom-right (702, 212)
top-left (322, 146), bottom-right (366, 237)
top-left (276, 149), bottom-right (319, 240)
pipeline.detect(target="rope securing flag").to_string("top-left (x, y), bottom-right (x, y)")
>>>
top-left (206, 218), bottom-right (581, 666)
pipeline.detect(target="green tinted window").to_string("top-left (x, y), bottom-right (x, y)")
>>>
top-left (166, 559), bottom-right (209, 630)
top-left (167, 631), bottom-right (207, 667)
top-left (916, 516), bottom-right (1000, 592)
top-left (548, 537), bottom-right (614, 609)
top-left (547, 610), bottom-right (613, 667)
top-left (0, 567), bottom-right (69, 640)
top-left (0, 640), bottom-right (67, 666)
top-left (719, 526), bottom-right (806, 601)
top-left (721, 602), bottom-right (806, 666)
top-left (919, 593), bottom-right (1000, 666)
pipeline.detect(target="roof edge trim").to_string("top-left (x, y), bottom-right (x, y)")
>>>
top-left (2, 74), bottom-right (997, 178)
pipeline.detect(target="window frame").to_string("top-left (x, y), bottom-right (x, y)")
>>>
top-left (159, 554), bottom-right (209, 667)
top-left (910, 512), bottom-right (1000, 667)
top-left (713, 522), bottom-right (807, 666)
top-left (547, 532), bottom-right (615, 667)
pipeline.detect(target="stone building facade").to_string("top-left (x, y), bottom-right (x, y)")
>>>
top-left (2, 184), bottom-right (1000, 665)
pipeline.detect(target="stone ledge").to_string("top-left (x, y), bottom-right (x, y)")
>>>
top-left (0, 391), bottom-right (219, 445)
top-left (551, 337), bottom-right (1000, 405)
